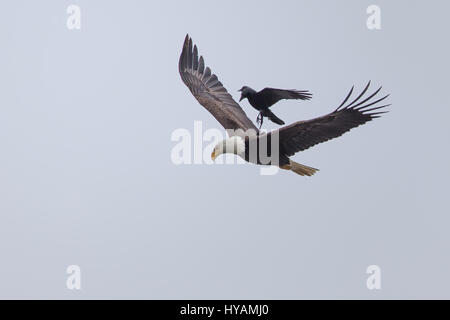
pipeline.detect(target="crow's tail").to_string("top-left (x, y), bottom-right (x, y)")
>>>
top-left (265, 110), bottom-right (285, 125)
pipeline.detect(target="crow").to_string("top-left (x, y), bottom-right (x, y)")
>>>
top-left (238, 86), bottom-right (312, 128)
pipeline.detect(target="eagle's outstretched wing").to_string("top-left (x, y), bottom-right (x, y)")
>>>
top-left (179, 35), bottom-right (258, 135)
top-left (267, 82), bottom-right (389, 156)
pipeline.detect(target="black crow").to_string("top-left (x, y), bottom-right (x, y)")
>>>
top-left (238, 86), bottom-right (312, 128)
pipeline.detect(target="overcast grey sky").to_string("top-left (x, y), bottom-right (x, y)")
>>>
top-left (0, 0), bottom-right (449, 299)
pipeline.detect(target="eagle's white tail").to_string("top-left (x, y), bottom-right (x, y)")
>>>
top-left (283, 160), bottom-right (319, 177)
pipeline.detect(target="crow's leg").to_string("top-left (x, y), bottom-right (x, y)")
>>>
top-left (256, 112), bottom-right (264, 129)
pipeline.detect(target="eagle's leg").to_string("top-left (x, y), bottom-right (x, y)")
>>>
top-left (256, 112), bottom-right (264, 129)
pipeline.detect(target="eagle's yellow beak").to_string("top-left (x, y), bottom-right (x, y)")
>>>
top-left (211, 150), bottom-right (217, 161)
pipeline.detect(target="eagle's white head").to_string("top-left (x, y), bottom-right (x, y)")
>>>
top-left (211, 136), bottom-right (246, 161)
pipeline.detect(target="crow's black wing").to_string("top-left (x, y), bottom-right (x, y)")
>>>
top-left (256, 88), bottom-right (312, 108)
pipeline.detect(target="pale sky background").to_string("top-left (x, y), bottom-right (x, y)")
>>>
top-left (0, 0), bottom-right (449, 299)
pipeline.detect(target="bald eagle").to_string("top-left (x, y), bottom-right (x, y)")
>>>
top-left (179, 35), bottom-right (389, 176)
